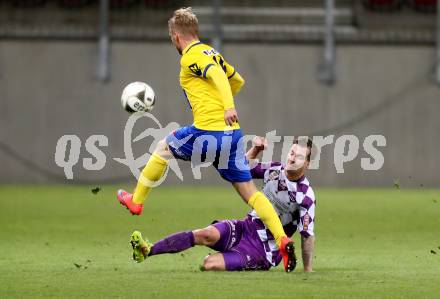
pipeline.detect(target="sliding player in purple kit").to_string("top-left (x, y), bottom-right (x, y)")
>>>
top-left (117, 7), bottom-right (297, 271)
top-left (130, 137), bottom-right (316, 272)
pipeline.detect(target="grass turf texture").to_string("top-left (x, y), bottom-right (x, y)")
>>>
top-left (0, 186), bottom-right (439, 298)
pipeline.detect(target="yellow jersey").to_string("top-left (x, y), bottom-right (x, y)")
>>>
top-left (180, 40), bottom-right (243, 131)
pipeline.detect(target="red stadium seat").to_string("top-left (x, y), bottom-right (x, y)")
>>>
top-left (57, 0), bottom-right (94, 8)
top-left (110, 0), bottom-right (139, 9)
top-left (10, 0), bottom-right (47, 7)
top-left (412, 0), bottom-right (436, 4)
top-left (409, 0), bottom-right (437, 13)
top-left (362, 0), bottom-right (403, 11)
top-left (144, 0), bottom-right (176, 10)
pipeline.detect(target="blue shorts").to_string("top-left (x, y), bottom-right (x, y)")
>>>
top-left (165, 125), bottom-right (252, 183)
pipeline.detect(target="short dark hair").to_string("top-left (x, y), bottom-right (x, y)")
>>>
top-left (293, 137), bottom-right (314, 162)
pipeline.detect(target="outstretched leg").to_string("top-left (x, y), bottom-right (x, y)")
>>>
top-left (130, 225), bottom-right (221, 262)
top-left (149, 225), bottom-right (220, 256)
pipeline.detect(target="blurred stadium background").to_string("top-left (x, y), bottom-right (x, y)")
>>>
top-left (0, 0), bottom-right (439, 187)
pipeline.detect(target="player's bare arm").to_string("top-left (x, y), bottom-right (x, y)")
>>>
top-left (246, 136), bottom-right (268, 166)
top-left (301, 235), bottom-right (315, 273)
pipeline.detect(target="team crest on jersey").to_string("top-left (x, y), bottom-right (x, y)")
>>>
top-left (288, 191), bottom-right (296, 202)
top-left (267, 169), bottom-right (280, 182)
top-left (278, 179), bottom-right (288, 192)
top-left (189, 63), bottom-right (202, 76)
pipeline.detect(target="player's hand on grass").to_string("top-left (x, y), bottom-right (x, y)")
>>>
top-left (252, 136), bottom-right (267, 151)
top-left (224, 108), bottom-right (239, 126)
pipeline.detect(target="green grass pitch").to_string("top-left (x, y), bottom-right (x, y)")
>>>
top-left (0, 185), bottom-right (439, 298)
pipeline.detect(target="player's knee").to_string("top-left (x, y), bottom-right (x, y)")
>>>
top-left (193, 227), bottom-right (219, 246)
top-left (153, 138), bottom-right (172, 159)
top-left (232, 181), bottom-right (257, 203)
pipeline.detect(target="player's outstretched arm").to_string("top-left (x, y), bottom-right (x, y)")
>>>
top-left (301, 235), bottom-right (315, 272)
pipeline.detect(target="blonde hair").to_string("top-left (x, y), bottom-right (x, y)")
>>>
top-left (168, 7), bottom-right (199, 37)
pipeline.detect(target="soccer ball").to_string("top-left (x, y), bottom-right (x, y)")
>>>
top-left (121, 81), bottom-right (155, 113)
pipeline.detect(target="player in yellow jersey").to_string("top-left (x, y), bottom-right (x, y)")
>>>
top-left (117, 7), bottom-right (297, 272)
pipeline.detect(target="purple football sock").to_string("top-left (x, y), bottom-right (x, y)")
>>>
top-left (148, 231), bottom-right (195, 256)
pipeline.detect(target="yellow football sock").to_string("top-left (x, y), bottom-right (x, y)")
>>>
top-left (248, 191), bottom-right (286, 247)
top-left (132, 153), bottom-right (168, 204)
